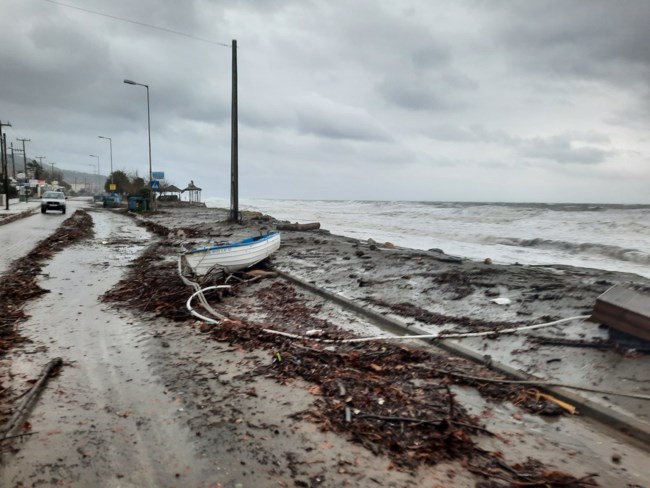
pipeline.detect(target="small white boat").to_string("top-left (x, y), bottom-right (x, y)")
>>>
top-left (182, 232), bottom-right (281, 275)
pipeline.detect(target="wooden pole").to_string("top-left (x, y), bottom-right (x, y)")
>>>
top-left (1, 358), bottom-right (62, 443)
top-left (230, 39), bottom-right (239, 222)
top-left (2, 133), bottom-right (8, 210)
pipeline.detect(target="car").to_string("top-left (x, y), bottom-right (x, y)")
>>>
top-left (41, 191), bottom-right (67, 214)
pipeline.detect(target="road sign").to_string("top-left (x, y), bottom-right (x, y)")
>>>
top-left (150, 180), bottom-right (161, 190)
top-left (152, 171), bottom-right (165, 179)
top-left (109, 184), bottom-right (116, 191)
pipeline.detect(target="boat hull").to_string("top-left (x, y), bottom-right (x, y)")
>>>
top-left (183, 232), bottom-right (281, 275)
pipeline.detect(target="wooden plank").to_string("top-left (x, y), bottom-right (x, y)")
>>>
top-left (591, 286), bottom-right (650, 342)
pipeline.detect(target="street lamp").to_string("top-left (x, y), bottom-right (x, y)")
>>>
top-left (90, 154), bottom-right (100, 192)
top-left (123, 79), bottom-right (153, 210)
top-left (98, 136), bottom-right (113, 186)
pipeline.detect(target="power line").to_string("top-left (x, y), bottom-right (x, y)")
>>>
top-left (42, 0), bottom-right (231, 48)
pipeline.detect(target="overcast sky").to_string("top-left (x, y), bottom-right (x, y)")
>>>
top-left (1, 0), bottom-right (649, 203)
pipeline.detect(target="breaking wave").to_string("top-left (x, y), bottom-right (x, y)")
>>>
top-left (496, 237), bottom-right (650, 265)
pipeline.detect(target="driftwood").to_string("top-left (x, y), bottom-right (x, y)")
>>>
top-left (276, 222), bottom-right (320, 231)
top-left (1, 357), bottom-right (63, 443)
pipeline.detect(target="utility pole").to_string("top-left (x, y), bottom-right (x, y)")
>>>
top-left (17, 138), bottom-right (30, 181)
top-left (229, 39), bottom-right (239, 222)
top-left (2, 134), bottom-right (8, 210)
top-left (0, 121), bottom-right (12, 210)
top-left (10, 143), bottom-right (16, 178)
top-left (13, 146), bottom-right (25, 174)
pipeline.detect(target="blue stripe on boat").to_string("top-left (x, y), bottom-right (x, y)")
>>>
top-left (187, 232), bottom-right (280, 254)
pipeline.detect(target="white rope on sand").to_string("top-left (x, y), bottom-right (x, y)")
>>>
top-left (261, 315), bottom-right (592, 343)
top-left (185, 285), bottom-right (232, 324)
top-left (178, 257), bottom-right (230, 322)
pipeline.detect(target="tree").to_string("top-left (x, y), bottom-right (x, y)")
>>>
top-left (130, 176), bottom-right (145, 194)
top-left (105, 170), bottom-right (130, 194)
top-left (27, 160), bottom-right (44, 179)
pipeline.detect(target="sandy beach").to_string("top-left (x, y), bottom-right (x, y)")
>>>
top-left (2, 201), bottom-right (650, 487)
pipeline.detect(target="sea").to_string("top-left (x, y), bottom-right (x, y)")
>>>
top-left (204, 198), bottom-right (650, 280)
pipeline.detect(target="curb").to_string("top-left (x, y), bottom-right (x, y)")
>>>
top-left (276, 269), bottom-right (650, 449)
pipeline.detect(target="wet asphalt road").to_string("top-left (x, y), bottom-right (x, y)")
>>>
top-left (0, 209), bottom-right (221, 487)
top-left (0, 199), bottom-right (88, 275)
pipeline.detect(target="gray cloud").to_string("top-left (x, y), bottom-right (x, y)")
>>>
top-left (295, 95), bottom-right (390, 141)
top-left (0, 0), bottom-right (647, 203)
top-left (377, 72), bottom-right (475, 111)
top-left (492, 1), bottom-right (650, 86)
top-left (520, 135), bottom-right (611, 165)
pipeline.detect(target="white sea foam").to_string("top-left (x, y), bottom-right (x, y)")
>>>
top-left (205, 198), bottom-right (650, 279)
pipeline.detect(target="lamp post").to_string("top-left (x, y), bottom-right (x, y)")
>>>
top-left (123, 79), bottom-right (153, 210)
top-left (98, 136), bottom-right (113, 186)
top-left (90, 154), bottom-right (100, 192)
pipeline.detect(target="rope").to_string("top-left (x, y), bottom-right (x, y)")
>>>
top-left (178, 256), bottom-right (229, 321)
top-left (261, 315), bottom-right (591, 343)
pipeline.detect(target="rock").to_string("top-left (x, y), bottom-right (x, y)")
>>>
top-left (384, 242), bottom-right (395, 249)
top-left (484, 257), bottom-right (492, 265)
top-left (355, 250), bottom-right (365, 257)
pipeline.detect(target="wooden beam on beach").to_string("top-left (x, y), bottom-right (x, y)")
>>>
top-left (591, 285), bottom-right (650, 342)
top-left (229, 39), bottom-right (239, 222)
top-left (276, 222), bottom-right (321, 231)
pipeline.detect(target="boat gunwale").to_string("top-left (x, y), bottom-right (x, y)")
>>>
top-left (186, 232), bottom-right (281, 255)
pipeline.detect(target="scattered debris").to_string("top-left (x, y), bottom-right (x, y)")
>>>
top-left (103, 249), bottom-right (594, 484)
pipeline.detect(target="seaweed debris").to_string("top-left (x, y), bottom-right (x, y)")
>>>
top-left (100, 239), bottom-right (598, 486)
